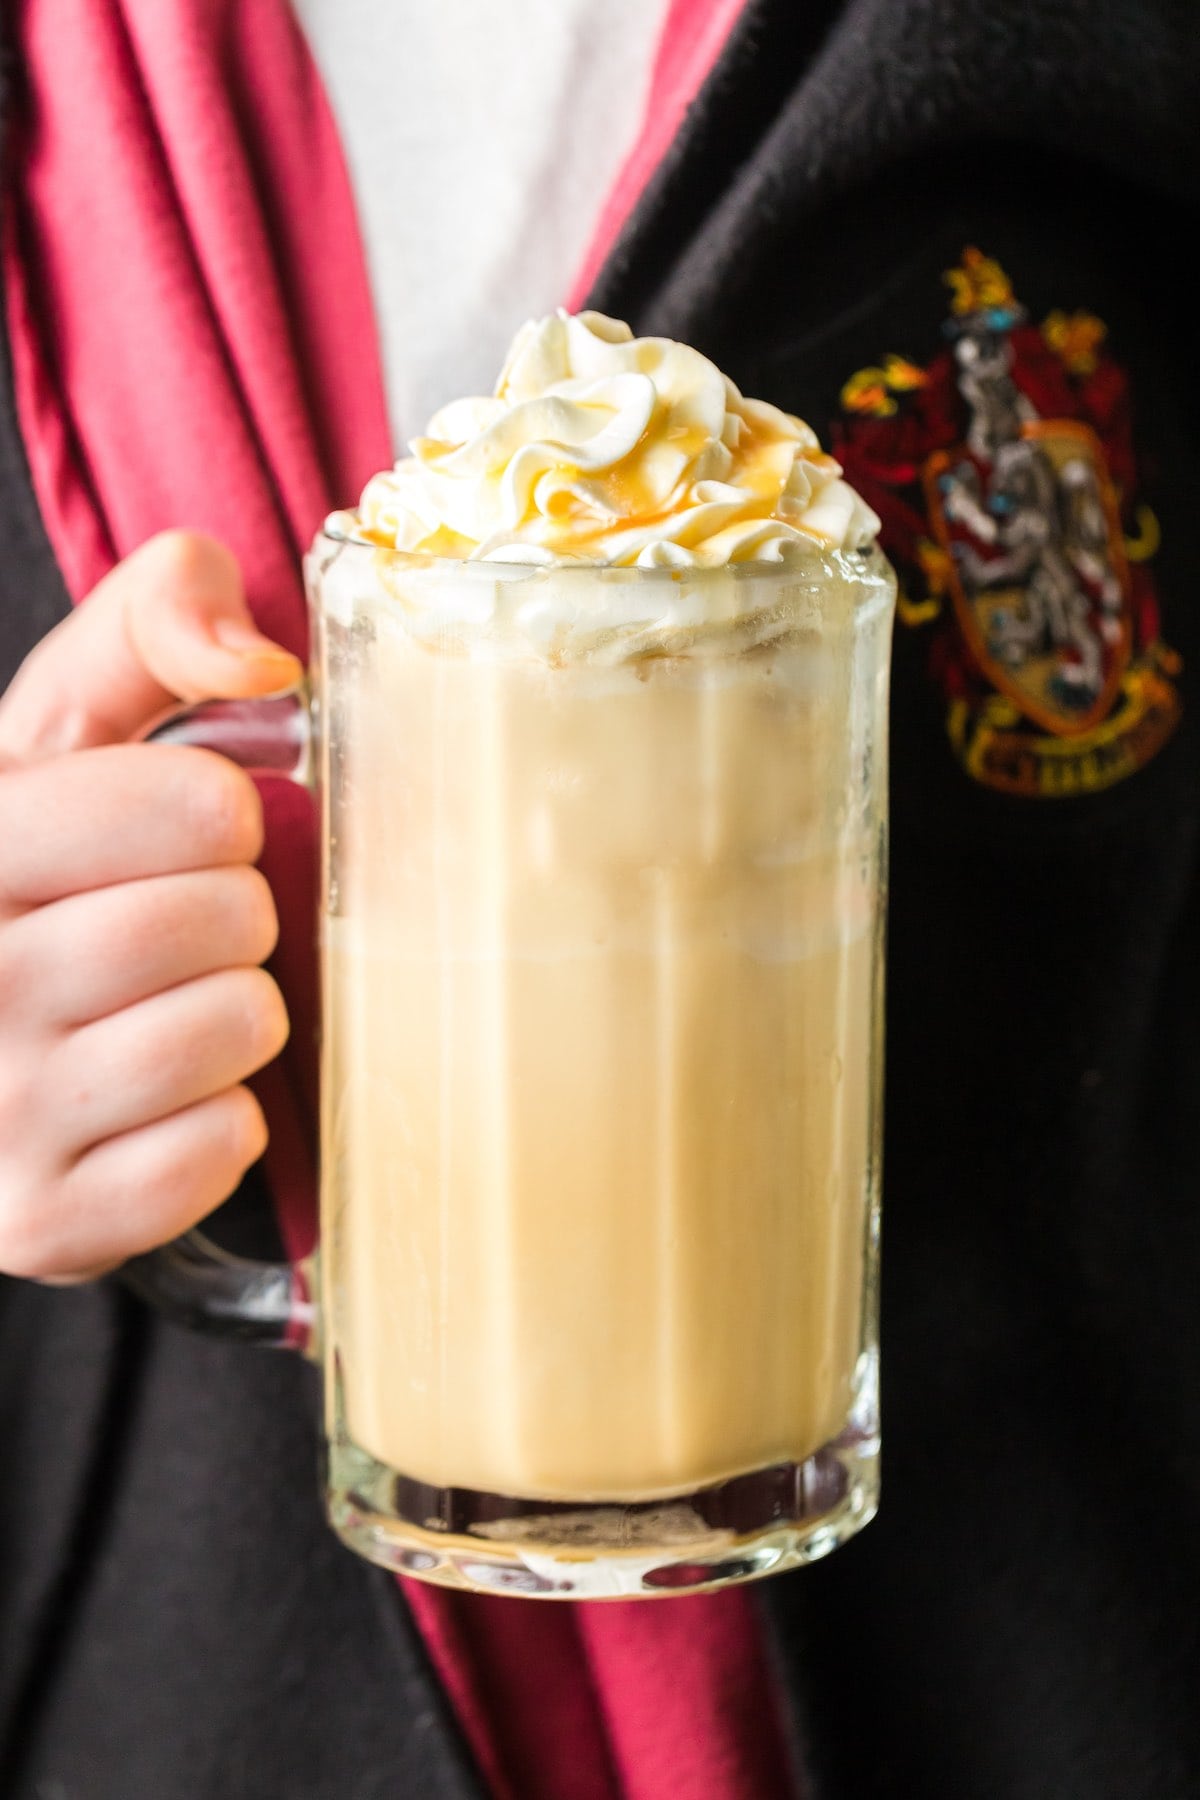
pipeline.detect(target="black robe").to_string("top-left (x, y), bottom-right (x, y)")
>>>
top-left (2, 2), bottom-right (1199, 1794)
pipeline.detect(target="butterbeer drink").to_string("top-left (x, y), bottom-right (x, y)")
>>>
top-left (312, 311), bottom-right (893, 1593)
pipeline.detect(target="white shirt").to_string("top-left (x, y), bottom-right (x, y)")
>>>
top-left (292, 0), bottom-right (672, 450)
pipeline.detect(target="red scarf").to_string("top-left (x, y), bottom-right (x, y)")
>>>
top-left (4, 2), bottom-right (796, 1795)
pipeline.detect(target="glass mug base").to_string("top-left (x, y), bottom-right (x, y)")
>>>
top-left (325, 1352), bottom-right (879, 1600)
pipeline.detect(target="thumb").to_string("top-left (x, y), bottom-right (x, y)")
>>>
top-left (0, 531), bottom-right (304, 766)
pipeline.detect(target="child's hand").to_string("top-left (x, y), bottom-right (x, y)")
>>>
top-left (0, 532), bottom-right (303, 1282)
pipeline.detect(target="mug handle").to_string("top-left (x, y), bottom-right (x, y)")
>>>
top-left (118, 689), bottom-right (317, 1354)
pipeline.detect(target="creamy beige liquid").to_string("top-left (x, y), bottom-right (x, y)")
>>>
top-left (320, 559), bottom-right (883, 1502)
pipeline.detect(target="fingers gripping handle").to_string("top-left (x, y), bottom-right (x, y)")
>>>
top-left (119, 686), bottom-right (317, 1353)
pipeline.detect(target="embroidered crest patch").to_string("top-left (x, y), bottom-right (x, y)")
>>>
top-left (833, 248), bottom-right (1182, 796)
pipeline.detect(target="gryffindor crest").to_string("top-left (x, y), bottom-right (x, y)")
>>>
top-left (834, 248), bottom-right (1181, 797)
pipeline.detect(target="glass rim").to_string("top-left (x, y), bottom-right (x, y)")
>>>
top-left (313, 523), bottom-right (894, 589)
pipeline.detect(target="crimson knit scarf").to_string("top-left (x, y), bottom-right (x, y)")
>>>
top-left (3, 2), bottom-right (797, 1795)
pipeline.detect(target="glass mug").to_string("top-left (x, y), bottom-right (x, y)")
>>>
top-left (126, 531), bottom-right (895, 1600)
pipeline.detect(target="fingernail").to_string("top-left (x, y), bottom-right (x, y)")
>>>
top-left (212, 618), bottom-right (299, 667)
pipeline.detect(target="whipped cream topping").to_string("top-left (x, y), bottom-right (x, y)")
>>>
top-left (342, 311), bottom-right (880, 567)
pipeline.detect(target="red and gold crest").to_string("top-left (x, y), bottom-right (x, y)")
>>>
top-left (833, 248), bottom-right (1181, 796)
